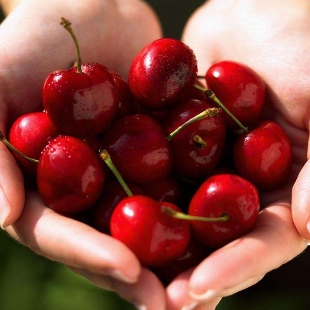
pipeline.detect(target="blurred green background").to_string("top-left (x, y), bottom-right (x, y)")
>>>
top-left (2, 1), bottom-right (310, 309)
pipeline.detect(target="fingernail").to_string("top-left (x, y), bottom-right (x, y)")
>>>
top-left (133, 303), bottom-right (147, 310)
top-left (188, 289), bottom-right (219, 302)
top-left (108, 269), bottom-right (138, 284)
top-left (0, 189), bottom-right (11, 229)
top-left (181, 301), bottom-right (199, 310)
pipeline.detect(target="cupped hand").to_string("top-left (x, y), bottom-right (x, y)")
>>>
top-left (165, 0), bottom-right (310, 308)
top-left (1, 0), bottom-right (168, 309)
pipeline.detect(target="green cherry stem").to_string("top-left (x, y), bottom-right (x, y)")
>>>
top-left (166, 107), bottom-right (221, 141)
top-left (99, 149), bottom-right (133, 197)
top-left (61, 17), bottom-right (82, 74)
top-left (0, 131), bottom-right (39, 164)
top-left (194, 84), bottom-right (249, 133)
top-left (161, 205), bottom-right (230, 222)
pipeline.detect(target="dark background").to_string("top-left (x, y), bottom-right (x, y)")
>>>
top-left (2, 1), bottom-right (310, 309)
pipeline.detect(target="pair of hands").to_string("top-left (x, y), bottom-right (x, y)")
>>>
top-left (1, 0), bottom-right (310, 309)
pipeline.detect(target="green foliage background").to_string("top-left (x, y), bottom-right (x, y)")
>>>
top-left (2, 1), bottom-right (310, 310)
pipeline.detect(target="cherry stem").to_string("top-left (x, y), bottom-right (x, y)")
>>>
top-left (0, 131), bottom-right (39, 164)
top-left (166, 107), bottom-right (221, 141)
top-left (194, 84), bottom-right (249, 133)
top-left (161, 205), bottom-right (230, 222)
top-left (99, 149), bottom-right (133, 197)
top-left (61, 17), bottom-right (82, 74)
top-left (193, 134), bottom-right (207, 148)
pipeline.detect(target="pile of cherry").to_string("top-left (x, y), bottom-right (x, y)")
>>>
top-left (1, 18), bottom-right (293, 285)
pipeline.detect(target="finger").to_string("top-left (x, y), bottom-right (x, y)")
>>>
top-left (0, 142), bottom-right (25, 228)
top-left (69, 266), bottom-right (166, 310)
top-left (166, 268), bottom-right (221, 310)
top-left (185, 203), bottom-right (307, 305)
top-left (6, 191), bottom-right (141, 284)
top-left (292, 159), bottom-right (310, 239)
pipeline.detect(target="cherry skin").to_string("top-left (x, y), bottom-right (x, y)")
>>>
top-left (165, 99), bottom-right (226, 179)
top-left (205, 60), bottom-right (266, 130)
top-left (128, 38), bottom-right (198, 110)
top-left (8, 111), bottom-right (60, 179)
top-left (233, 120), bottom-right (293, 190)
top-left (101, 113), bottom-right (173, 184)
top-left (37, 135), bottom-right (105, 214)
top-left (110, 195), bottom-right (191, 267)
top-left (42, 62), bottom-right (119, 137)
top-left (188, 173), bottom-right (260, 248)
top-left (91, 180), bottom-right (144, 234)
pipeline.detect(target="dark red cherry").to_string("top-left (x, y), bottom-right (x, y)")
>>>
top-left (206, 60), bottom-right (266, 130)
top-left (37, 135), bottom-right (105, 214)
top-left (8, 111), bottom-right (60, 179)
top-left (42, 18), bottom-right (119, 137)
top-left (102, 114), bottom-right (173, 184)
top-left (42, 62), bottom-right (119, 137)
top-left (233, 120), bottom-right (293, 190)
top-left (152, 237), bottom-right (212, 285)
top-left (91, 180), bottom-right (144, 234)
top-left (165, 99), bottom-right (226, 179)
top-left (110, 195), bottom-right (191, 267)
top-left (188, 173), bottom-right (260, 248)
top-left (128, 38), bottom-right (198, 110)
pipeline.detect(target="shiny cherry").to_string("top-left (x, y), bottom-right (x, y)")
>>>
top-left (188, 173), bottom-right (260, 248)
top-left (233, 120), bottom-right (293, 190)
top-left (128, 38), bottom-right (198, 110)
top-left (110, 195), bottom-right (191, 267)
top-left (165, 99), bottom-right (226, 179)
top-left (102, 114), bottom-right (173, 184)
top-left (206, 60), bottom-right (266, 130)
top-left (42, 18), bottom-right (119, 137)
top-left (37, 135), bottom-right (105, 214)
top-left (8, 111), bottom-right (60, 179)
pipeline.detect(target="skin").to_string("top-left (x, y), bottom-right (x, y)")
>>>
top-left (0, 0), bottom-right (309, 309)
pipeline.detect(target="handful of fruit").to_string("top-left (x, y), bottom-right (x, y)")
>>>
top-left (1, 18), bottom-right (293, 284)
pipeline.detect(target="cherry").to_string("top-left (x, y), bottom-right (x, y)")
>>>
top-left (110, 195), bottom-right (191, 267)
top-left (37, 135), bottom-right (105, 214)
top-left (165, 99), bottom-right (226, 179)
top-left (128, 38), bottom-right (198, 110)
top-left (233, 120), bottom-right (293, 190)
top-left (8, 111), bottom-right (60, 179)
top-left (152, 237), bottom-right (212, 285)
top-left (101, 113), bottom-right (173, 184)
top-left (140, 175), bottom-right (183, 205)
top-left (205, 60), bottom-right (266, 130)
top-left (42, 18), bottom-right (119, 137)
top-left (164, 173), bottom-right (260, 248)
top-left (91, 179), bottom-right (144, 234)
top-left (112, 73), bottom-right (135, 120)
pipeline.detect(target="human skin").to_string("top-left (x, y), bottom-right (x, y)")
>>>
top-left (0, 0), bottom-right (310, 310)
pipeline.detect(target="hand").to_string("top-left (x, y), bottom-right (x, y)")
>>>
top-left (0, 0), bottom-right (168, 309)
top-left (164, 0), bottom-right (310, 308)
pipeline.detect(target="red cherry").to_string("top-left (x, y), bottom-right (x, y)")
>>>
top-left (188, 173), bottom-right (260, 248)
top-left (8, 111), bottom-right (60, 179)
top-left (165, 99), bottom-right (226, 179)
top-left (110, 195), bottom-right (191, 267)
top-left (152, 237), bottom-right (212, 285)
top-left (141, 175), bottom-right (183, 205)
top-left (91, 180), bottom-right (144, 234)
top-left (37, 135), bottom-right (105, 214)
top-left (42, 62), bottom-right (119, 137)
top-left (102, 114), bottom-right (173, 184)
top-left (233, 120), bottom-right (293, 189)
top-left (205, 60), bottom-right (266, 130)
top-left (128, 38), bottom-right (198, 110)
top-left (42, 18), bottom-right (119, 137)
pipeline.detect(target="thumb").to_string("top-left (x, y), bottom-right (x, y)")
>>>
top-left (0, 131), bottom-right (25, 228)
top-left (292, 159), bottom-right (310, 240)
